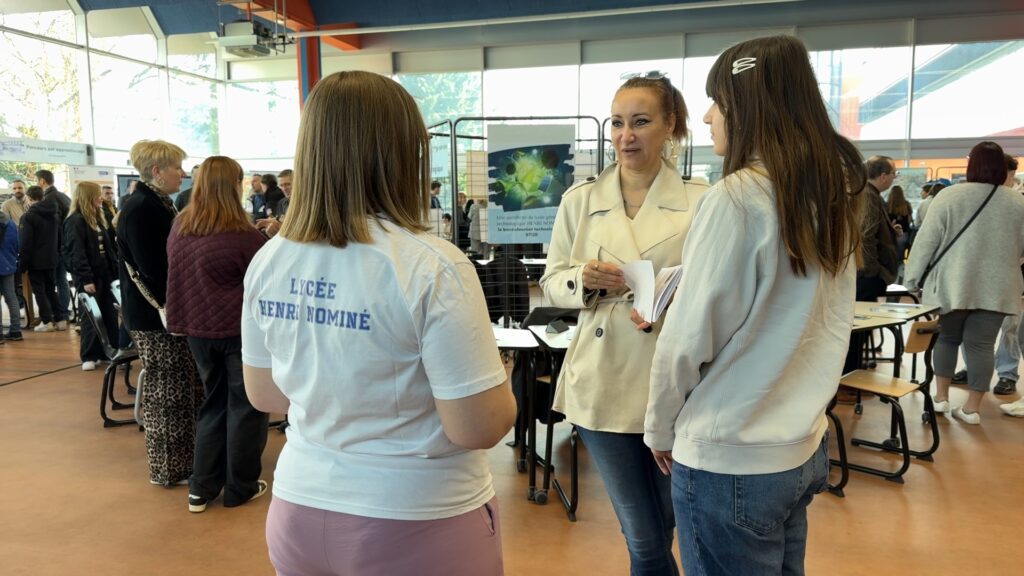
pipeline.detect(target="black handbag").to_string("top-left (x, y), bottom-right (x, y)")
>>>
top-left (916, 183), bottom-right (999, 290)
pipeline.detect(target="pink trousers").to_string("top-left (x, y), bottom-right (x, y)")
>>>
top-left (266, 496), bottom-right (504, 576)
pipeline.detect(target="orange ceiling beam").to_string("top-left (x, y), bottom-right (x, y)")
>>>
top-left (228, 1), bottom-right (361, 51)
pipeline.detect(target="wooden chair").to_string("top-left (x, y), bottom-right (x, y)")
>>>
top-left (827, 319), bottom-right (941, 495)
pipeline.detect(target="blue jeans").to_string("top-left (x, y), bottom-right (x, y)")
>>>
top-left (672, 436), bottom-right (829, 576)
top-left (55, 259), bottom-right (70, 320)
top-left (995, 314), bottom-right (1021, 382)
top-left (576, 426), bottom-right (679, 576)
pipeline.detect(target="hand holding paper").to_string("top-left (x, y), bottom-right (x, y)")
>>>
top-left (621, 260), bottom-right (683, 323)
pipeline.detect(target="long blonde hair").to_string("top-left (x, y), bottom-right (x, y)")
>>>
top-left (280, 71), bottom-right (430, 247)
top-left (70, 181), bottom-right (104, 230)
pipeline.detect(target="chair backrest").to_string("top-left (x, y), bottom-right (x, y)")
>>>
top-left (905, 319), bottom-right (940, 355)
top-left (479, 255), bottom-right (530, 327)
top-left (77, 292), bottom-right (118, 359)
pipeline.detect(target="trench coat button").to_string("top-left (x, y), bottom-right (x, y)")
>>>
top-left (567, 280), bottom-right (575, 290)
top-left (595, 327), bottom-right (604, 338)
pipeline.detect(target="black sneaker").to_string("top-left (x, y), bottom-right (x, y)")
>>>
top-left (5, 332), bottom-right (23, 341)
top-left (188, 494), bottom-right (208, 513)
top-left (994, 378), bottom-right (1018, 395)
top-left (951, 370), bottom-right (968, 385)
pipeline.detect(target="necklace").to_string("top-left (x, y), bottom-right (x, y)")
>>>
top-left (623, 198), bottom-right (644, 209)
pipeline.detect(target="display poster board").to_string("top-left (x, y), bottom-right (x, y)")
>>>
top-left (485, 125), bottom-right (575, 244)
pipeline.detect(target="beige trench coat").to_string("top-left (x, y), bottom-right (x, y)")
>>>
top-left (540, 160), bottom-right (707, 433)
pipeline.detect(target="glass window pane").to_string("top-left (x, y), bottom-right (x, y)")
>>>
top-left (483, 66), bottom-right (579, 119)
top-left (682, 56), bottom-right (716, 147)
top-left (90, 53), bottom-right (163, 150)
top-left (169, 72), bottom-right (219, 158)
top-left (221, 81), bottom-right (299, 159)
top-left (0, 9), bottom-right (76, 43)
top-left (395, 72), bottom-right (483, 211)
top-left (911, 41), bottom-right (1024, 139)
top-left (0, 32), bottom-right (87, 143)
top-left (395, 72), bottom-right (482, 130)
top-left (169, 53), bottom-right (217, 78)
top-left (809, 47), bottom-right (912, 140)
top-left (89, 33), bottom-right (158, 64)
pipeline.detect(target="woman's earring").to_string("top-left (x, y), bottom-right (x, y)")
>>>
top-left (662, 138), bottom-right (680, 165)
top-left (156, 177), bottom-right (166, 189)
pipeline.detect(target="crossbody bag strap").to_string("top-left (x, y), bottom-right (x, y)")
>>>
top-left (920, 183), bottom-right (1000, 284)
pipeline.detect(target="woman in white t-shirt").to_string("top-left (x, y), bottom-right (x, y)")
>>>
top-left (242, 71), bottom-right (516, 576)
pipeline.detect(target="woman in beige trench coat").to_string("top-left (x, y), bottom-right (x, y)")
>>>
top-left (540, 74), bottom-right (707, 575)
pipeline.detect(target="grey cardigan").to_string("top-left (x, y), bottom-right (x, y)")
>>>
top-left (904, 182), bottom-right (1024, 315)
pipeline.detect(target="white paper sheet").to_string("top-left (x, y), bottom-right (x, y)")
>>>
top-left (621, 260), bottom-right (682, 323)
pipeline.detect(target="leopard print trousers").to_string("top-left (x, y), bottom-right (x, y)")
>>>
top-left (131, 330), bottom-right (205, 485)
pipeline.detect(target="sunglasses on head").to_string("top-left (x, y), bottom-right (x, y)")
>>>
top-left (620, 70), bottom-right (668, 81)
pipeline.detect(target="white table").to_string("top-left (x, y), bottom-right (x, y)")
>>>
top-left (476, 258), bottom-right (548, 267)
top-left (855, 302), bottom-right (940, 322)
top-left (527, 324), bottom-right (574, 350)
top-left (492, 326), bottom-right (539, 349)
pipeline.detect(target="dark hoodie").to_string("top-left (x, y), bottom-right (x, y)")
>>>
top-left (263, 184), bottom-right (284, 217)
top-left (19, 200), bottom-right (60, 272)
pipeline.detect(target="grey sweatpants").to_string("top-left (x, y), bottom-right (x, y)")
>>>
top-left (934, 309), bottom-right (1007, 393)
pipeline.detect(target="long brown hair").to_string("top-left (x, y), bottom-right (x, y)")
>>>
top-left (176, 156), bottom-right (252, 236)
top-left (280, 71), bottom-right (429, 247)
top-left (69, 181), bottom-right (103, 230)
top-left (887, 185), bottom-right (911, 218)
top-left (706, 35), bottom-right (865, 276)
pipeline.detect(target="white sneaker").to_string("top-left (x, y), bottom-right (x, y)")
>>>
top-left (56, 320), bottom-right (68, 331)
top-left (932, 399), bottom-right (951, 414)
top-left (999, 398), bottom-right (1024, 418)
top-left (952, 407), bottom-right (981, 425)
top-left (33, 322), bottom-right (55, 333)
top-left (82, 361), bottom-right (97, 371)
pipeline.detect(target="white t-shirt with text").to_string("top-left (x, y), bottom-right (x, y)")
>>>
top-left (242, 219), bottom-right (506, 520)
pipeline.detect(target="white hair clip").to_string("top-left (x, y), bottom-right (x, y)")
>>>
top-left (732, 57), bottom-right (757, 75)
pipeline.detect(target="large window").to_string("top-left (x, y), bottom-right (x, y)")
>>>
top-left (0, 8), bottom-right (76, 43)
top-left (220, 81), bottom-right (300, 159)
top-left (169, 53), bottom-right (217, 78)
top-left (483, 66), bottom-right (579, 119)
top-left (90, 53), bottom-right (163, 150)
top-left (809, 46), bottom-right (913, 140)
top-left (0, 32), bottom-right (87, 143)
top-left (681, 56), bottom-right (716, 147)
top-left (395, 72), bottom-right (482, 131)
top-left (911, 41), bottom-right (1024, 139)
top-left (169, 73), bottom-right (219, 158)
top-left (89, 33), bottom-right (159, 64)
